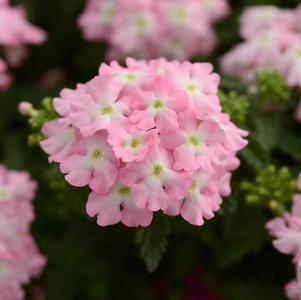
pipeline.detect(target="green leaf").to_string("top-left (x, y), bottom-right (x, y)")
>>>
top-left (135, 214), bottom-right (170, 273)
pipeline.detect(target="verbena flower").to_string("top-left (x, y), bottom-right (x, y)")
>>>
top-left (267, 175), bottom-right (301, 300)
top-left (0, 0), bottom-right (47, 88)
top-left (40, 58), bottom-right (248, 228)
top-left (78, 0), bottom-right (230, 60)
top-left (0, 165), bottom-right (46, 300)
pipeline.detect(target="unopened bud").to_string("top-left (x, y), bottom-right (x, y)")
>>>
top-left (18, 101), bottom-right (33, 116)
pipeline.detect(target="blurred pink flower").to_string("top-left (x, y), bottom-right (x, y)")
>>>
top-left (0, 165), bottom-right (46, 300)
top-left (78, 0), bottom-right (230, 60)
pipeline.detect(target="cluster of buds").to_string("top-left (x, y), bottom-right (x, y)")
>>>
top-left (37, 57), bottom-right (248, 228)
top-left (266, 174), bottom-right (301, 300)
top-left (0, 0), bottom-right (46, 89)
top-left (0, 165), bottom-right (46, 300)
top-left (78, 0), bottom-right (230, 60)
top-left (241, 165), bottom-right (297, 215)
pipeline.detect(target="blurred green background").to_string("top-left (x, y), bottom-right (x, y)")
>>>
top-left (2, 0), bottom-right (301, 299)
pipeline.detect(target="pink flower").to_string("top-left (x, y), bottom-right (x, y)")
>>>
top-left (60, 131), bottom-right (119, 194)
top-left (108, 126), bottom-right (157, 162)
top-left (69, 76), bottom-right (129, 137)
top-left (120, 146), bottom-right (192, 212)
top-left (200, 0), bottom-right (230, 24)
top-left (40, 119), bottom-right (77, 163)
top-left (0, 165), bottom-right (46, 300)
top-left (0, 5), bottom-right (46, 47)
top-left (280, 40), bottom-right (301, 88)
top-left (0, 1), bottom-right (46, 88)
top-left (286, 278), bottom-right (301, 300)
top-left (98, 58), bottom-right (149, 93)
top-left (78, 0), bottom-right (230, 60)
top-left (240, 6), bottom-right (294, 39)
top-left (130, 77), bottom-right (188, 133)
top-left (78, 0), bottom-right (117, 41)
top-left (266, 195), bottom-right (301, 267)
top-left (166, 61), bottom-right (220, 113)
top-left (161, 111), bottom-right (224, 171)
top-left (0, 165), bottom-right (37, 202)
top-left (179, 169), bottom-right (222, 226)
top-left (221, 28), bottom-right (296, 81)
top-left (86, 178), bottom-right (153, 227)
top-left (41, 58), bottom-right (248, 228)
top-left (220, 4), bottom-right (301, 88)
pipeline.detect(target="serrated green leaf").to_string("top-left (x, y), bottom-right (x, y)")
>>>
top-left (135, 214), bottom-right (170, 273)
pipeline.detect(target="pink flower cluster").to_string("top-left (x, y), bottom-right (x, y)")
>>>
top-left (40, 58), bottom-right (248, 228)
top-left (0, 0), bottom-right (46, 89)
top-left (78, 0), bottom-right (230, 61)
top-left (221, 5), bottom-right (301, 85)
top-left (266, 175), bottom-right (301, 300)
top-left (0, 165), bottom-right (46, 300)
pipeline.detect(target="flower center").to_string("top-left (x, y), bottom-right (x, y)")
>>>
top-left (91, 148), bottom-right (103, 160)
top-left (190, 180), bottom-right (197, 191)
top-left (294, 47), bottom-right (301, 59)
top-left (123, 72), bottom-right (138, 83)
top-left (257, 32), bottom-right (270, 45)
top-left (152, 164), bottom-right (163, 177)
top-left (118, 185), bottom-right (130, 195)
top-left (100, 105), bottom-right (114, 115)
top-left (174, 7), bottom-right (188, 22)
top-left (185, 82), bottom-right (199, 95)
top-left (152, 99), bottom-right (164, 110)
top-left (101, 6), bottom-right (115, 22)
top-left (187, 135), bottom-right (201, 147)
top-left (133, 16), bottom-right (148, 31)
top-left (129, 138), bottom-right (141, 149)
top-left (0, 190), bottom-right (8, 200)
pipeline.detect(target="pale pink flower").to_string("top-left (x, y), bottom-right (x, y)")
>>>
top-left (160, 111), bottom-right (224, 171)
top-left (0, 5), bottom-right (46, 46)
top-left (60, 132), bottom-right (119, 194)
top-left (78, 0), bottom-right (117, 41)
top-left (0, 201), bottom-right (34, 239)
top-left (266, 195), bottom-right (301, 267)
top-left (129, 77), bottom-right (188, 133)
top-left (69, 76), bottom-right (129, 137)
top-left (0, 165), bottom-right (46, 300)
top-left (286, 267), bottom-right (301, 300)
top-left (86, 178), bottom-right (153, 227)
top-left (78, 0), bottom-right (230, 60)
top-left (110, 2), bottom-right (159, 58)
top-left (280, 40), bottom-right (301, 88)
top-left (108, 126), bottom-right (157, 162)
top-left (40, 119), bottom-right (78, 163)
top-left (221, 28), bottom-right (296, 81)
top-left (240, 6), bottom-right (295, 39)
top-left (98, 58), bottom-right (149, 93)
top-left (0, 165), bottom-right (37, 202)
top-left (41, 58), bottom-right (248, 227)
top-left (120, 146), bottom-right (192, 212)
top-left (179, 169), bottom-right (222, 226)
top-left (199, 0), bottom-right (230, 24)
top-left (165, 61), bottom-right (220, 113)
